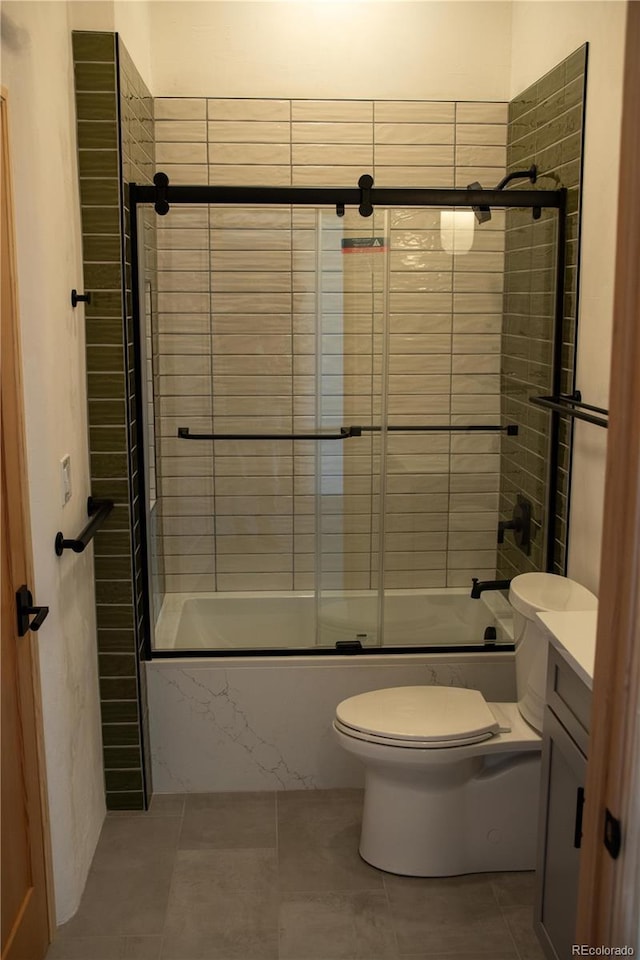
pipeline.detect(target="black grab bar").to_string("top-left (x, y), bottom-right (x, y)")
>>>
top-left (178, 423), bottom-right (518, 441)
top-left (55, 497), bottom-right (114, 556)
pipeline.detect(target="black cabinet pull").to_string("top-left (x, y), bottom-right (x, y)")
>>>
top-left (16, 585), bottom-right (49, 637)
top-left (574, 786), bottom-right (585, 849)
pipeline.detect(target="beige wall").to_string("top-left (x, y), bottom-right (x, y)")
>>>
top-left (510, 0), bottom-right (627, 595)
top-left (70, 0), bottom-right (154, 90)
top-left (1, 0), bottom-right (105, 923)
top-left (150, 1), bottom-right (512, 100)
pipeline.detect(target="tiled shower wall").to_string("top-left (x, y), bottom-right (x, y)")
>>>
top-left (497, 46), bottom-right (587, 579)
top-left (73, 32), bottom-right (156, 808)
top-left (153, 98), bottom-right (509, 593)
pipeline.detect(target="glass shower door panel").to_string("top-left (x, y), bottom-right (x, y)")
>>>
top-left (382, 206), bottom-right (509, 647)
top-left (209, 205), bottom-right (311, 648)
top-left (499, 207), bottom-right (559, 577)
top-left (314, 209), bottom-right (389, 648)
top-left (152, 202), bottom-right (216, 650)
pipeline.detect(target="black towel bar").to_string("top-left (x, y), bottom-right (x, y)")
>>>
top-left (178, 423), bottom-right (518, 441)
top-left (55, 497), bottom-right (114, 556)
top-left (529, 394), bottom-right (608, 429)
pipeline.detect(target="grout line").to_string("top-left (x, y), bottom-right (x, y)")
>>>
top-left (275, 790), bottom-right (282, 960)
top-left (380, 870), bottom-right (401, 959)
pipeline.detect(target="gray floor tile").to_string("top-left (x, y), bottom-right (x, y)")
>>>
top-left (52, 790), bottom-right (542, 960)
top-left (87, 816), bottom-right (182, 872)
top-left (277, 789), bottom-right (364, 822)
top-left (55, 868), bottom-right (174, 939)
top-left (279, 815), bottom-right (383, 893)
top-left (489, 871), bottom-right (537, 908)
top-left (148, 794), bottom-right (186, 817)
top-left (383, 872), bottom-right (499, 906)
top-left (173, 847), bottom-right (277, 892)
top-left (384, 873), bottom-right (514, 955)
top-left (180, 791), bottom-right (276, 849)
top-left (46, 936), bottom-right (162, 959)
top-left (279, 891), bottom-right (398, 959)
top-left (161, 849), bottom-right (279, 959)
top-left (56, 818), bottom-right (181, 938)
top-left (398, 954), bottom-right (518, 959)
top-left (502, 906), bottom-right (546, 960)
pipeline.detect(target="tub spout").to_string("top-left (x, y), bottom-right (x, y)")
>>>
top-left (470, 577), bottom-right (512, 599)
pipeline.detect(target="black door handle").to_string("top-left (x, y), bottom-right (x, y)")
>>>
top-left (16, 585), bottom-right (49, 637)
top-left (574, 786), bottom-right (585, 849)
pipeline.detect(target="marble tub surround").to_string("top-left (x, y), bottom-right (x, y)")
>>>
top-left (147, 654), bottom-right (516, 792)
top-left (47, 790), bottom-right (543, 960)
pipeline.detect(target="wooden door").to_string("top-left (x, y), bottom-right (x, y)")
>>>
top-left (576, 1), bottom-right (640, 944)
top-left (1, 92), bottom-right (53, 960)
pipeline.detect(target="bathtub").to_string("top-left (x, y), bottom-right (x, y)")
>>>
top-left (148, 588), bottom-right (517, 791)
top-left (154, 588), bottom-right (515, 651)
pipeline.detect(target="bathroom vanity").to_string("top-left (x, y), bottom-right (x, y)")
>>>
top-left (534, 610), bottom-right (597, 960)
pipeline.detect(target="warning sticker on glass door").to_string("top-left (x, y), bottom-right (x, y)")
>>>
top-left (341, 238), bottom-right (387, 253)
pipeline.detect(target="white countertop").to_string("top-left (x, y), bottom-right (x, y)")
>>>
top-left (535, 609), bottom-right (599, 690)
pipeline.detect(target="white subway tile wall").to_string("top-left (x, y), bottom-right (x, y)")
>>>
top-left (153, 98), bottom-right (507, 594)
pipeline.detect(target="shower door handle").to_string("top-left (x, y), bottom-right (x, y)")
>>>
top-left (177, 426), bottom-right (355, 441)
top-left (178, 424), bottom-right (518, 441)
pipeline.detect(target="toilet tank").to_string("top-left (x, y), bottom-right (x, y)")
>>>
top-left (510, 573), bottom-right (597, 733)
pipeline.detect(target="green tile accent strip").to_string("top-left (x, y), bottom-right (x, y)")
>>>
top-left (72, 31), bottom-right (116, 63)
top-left (105, 791), bottom-right (145, 810)
top-left (498, 44), bottom-right (587, 581)
top-left (73, 31), bottom-right (158, 811)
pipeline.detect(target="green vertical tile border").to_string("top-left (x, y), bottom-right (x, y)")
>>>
top-left (73, 31), bottom-right (157, 810)
top-left (116, 34), bottom-right (160, 804)
top-left (498, 44), bottom-right (588, 582)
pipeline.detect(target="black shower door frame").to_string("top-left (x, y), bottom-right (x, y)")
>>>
top-left (128, 175), bottom-right (567, 660)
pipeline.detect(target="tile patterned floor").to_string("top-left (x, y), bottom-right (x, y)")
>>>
top-left (47, 790), bottom-right (546, 960)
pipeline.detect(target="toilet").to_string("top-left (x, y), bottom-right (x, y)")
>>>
top-left (333, 572), bottom-right (597, 877)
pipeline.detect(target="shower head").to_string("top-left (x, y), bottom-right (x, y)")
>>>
top-left (467, 166), bottom-right (538, 225)
top-left (467, 181), bottom-right (492, 224)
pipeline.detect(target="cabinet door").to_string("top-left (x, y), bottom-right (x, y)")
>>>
top-left (536, 706), bottom-right (587, 960)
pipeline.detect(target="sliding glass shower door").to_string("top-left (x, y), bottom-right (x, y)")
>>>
top-left (314, 209), bottom-right (389, 648)
top-left (140, 185), bottom-right (561, 653)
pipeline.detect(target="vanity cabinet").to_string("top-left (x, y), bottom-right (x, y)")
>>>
top-left (535, 645), bottom-right (592, 960)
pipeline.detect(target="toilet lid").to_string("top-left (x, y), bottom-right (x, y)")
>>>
top-left (335, 686), bottom-right (500, 744)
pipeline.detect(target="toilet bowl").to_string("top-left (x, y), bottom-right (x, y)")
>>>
top-left (333, 573), bottom-right (597, 877)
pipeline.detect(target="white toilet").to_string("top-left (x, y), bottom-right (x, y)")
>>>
top-left (333, 572), bottom-right (597, 877)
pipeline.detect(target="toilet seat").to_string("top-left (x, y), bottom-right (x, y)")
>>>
top-left (335, 686), bottom-right (501, 749)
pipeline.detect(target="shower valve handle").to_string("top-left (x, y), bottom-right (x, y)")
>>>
top-left (497, 495), bottom-right (532, 554)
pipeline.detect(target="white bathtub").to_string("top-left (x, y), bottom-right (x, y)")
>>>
top-left (149, 588), bottom-right (516, 792)
top-left (154, 588), bottom-right (514, 651)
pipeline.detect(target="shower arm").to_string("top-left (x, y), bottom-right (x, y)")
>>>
top-left (494, 165), bottom-right (538, 192)
top-left (177, 424), bottom-right (519, 441)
